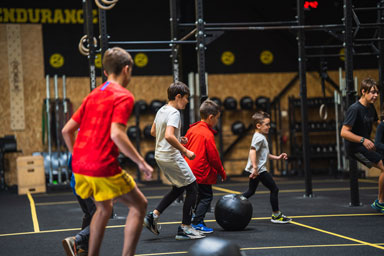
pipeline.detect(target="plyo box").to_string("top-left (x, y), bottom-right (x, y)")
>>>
top-left (16, 155), bottom-right (46, 195)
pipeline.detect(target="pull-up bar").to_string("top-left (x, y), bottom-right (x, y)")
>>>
top-left (178, 20), bottom-right (298, 27)
top-left (110, 40), bottom-right (197, 45)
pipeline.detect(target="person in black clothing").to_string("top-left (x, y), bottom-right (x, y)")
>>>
top-left (340, 77), bottom-right (384, 213)
top-left (374, 110), bottom-right (384, 154)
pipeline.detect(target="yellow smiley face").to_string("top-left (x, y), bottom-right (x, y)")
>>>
top-left (134, 53), bottom-right (148, 68)
top-left (49, 53), bottom-right (64, 68)
top-left (339, 48), bottom-right (345, 61)
top-left (95, 53), bottom-right (102, 68)
top-left (260, 50), bottom-right (274, 65)
top-left (221, 51), bottom-right (235, 65)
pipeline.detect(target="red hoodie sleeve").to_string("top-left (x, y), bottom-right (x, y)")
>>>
top-left (205, 136), bottom-right (226, 180)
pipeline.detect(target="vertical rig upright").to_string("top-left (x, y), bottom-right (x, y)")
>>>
top-left (297, 0), bottom-right (312, 197)
top-left (344, 0), bottom-right (360, 206)
top-left (170, 0), bottom-right (181, 82)
top-left (378, 0), bottom-right (384, 106)
top-left (82, 0), bottom-right (97, 91)
top-left (195, 0), bottom-right (207, 103)
top-left (98, 7), bottom-right (108, 83)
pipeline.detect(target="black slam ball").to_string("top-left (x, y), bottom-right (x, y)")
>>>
top-left (215, 194), bottom-right (253, 231)
top-left (188, 237), bottom-right (245, 256)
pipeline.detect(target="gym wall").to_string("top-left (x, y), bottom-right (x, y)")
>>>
top-left (0, 23), bottom-right (380, 185)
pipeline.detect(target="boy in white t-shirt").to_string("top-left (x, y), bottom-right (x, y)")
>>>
top-left (143, 81), bottom-right (205, 240)
top-left (242, 111), bottom-right (292, 224)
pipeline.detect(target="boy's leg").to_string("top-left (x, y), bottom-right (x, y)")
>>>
top-left (144, 185), bottom-right (184, 235)
top-left (88, 199), bottom-right (113, 256)
top-left (155, 185), bottom-right (185, 213)
top-left (76, 196), bottom-right (96, 229)
top-left (182, 181), bottom-right (198, 225)
top-left (259, 172), bottom-right (291, 223)
top-left (63, 196), bottom-right (96, 256)
top-left (175, 181), bottom-right (205, 240)
top-left (74, 196), bottom-right (95, 251)
top-left (353, 147), bottom-right (384, 210)
top-left (192, 184), bottom-right (213, 225)
top-left (258, 172), bottom-right (279, 212)
top-left (373, 160), bottom-right (384, 202)
top-left (242, 176), bottom-right (260, 198)
top-left (117, 186), bottom-right (148, 256)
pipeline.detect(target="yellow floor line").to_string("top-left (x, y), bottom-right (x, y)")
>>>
top-left (291, 221), bottom-right (384, 250)
top-left (358, 179), bottom-right (378, 184)
top-left (36, 200), bottom-right (78, 206)
top-left (133, 243), bottom-right (384, 256)
top-left (34, 185), bottom-right (377, 206)
top-left (0, 227), bottom-right (81, 237)
top-left (27, 192), bottom-right (40, 232)
top-left (135, 252), bottom-right (188, 256)
top-left (0, 212), bottom-right (381, 237)
top-left (241, 242), bottom-right (384, 251)
top-left (212, 185), bottom-right (241, 194)
top-left (211, 185), bottom-right (376, 195)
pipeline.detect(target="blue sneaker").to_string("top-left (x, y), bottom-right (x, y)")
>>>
top-left (192, 223), bottom-right (213, 234)
top-left (371, 200), bottom-right (384, 213)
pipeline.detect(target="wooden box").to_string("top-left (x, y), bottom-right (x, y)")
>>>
top-left (357, 162), bottom-right (381, 178)
top-left (16, 156), bottom-right (46, 195)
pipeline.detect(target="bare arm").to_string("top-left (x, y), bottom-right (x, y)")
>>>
top-left (150, 122), bottom-right (156, 137)
top-left (62, 119), bottom-right (80, 153)
top-left (165, 126), bottom-right (195, 160)
top-left (249, 148), bottom-right (258, 179)
top-left (269, 153), bottom-right (288, 160)
top-left (341, 124), bottom-right (375, 150)
top-left (111, 123), bottom-right (153, 179)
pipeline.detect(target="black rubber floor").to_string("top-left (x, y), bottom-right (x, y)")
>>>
top-left (0, 176), bottom-right (383, 256)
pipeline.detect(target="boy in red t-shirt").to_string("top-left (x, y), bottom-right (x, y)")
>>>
top-left (184, 99), bottom-right (226, 233)
top-left (62, 47), bottom-right (153, 256)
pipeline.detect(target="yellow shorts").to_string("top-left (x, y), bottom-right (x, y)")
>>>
top-left (74, 170), bottom-right (136, 202)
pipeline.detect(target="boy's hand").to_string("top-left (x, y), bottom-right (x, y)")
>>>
top-left (363, 139), bottom-right (375, 151)
top-left (249, 167), bottom-right (259, 179)
top-left (180, 136), bottom-right (188, 144)
top-left (138, 161), bottom-right (153, 181)
top-left (278, 153), bottom-right (288, 160)
top-left (185, 149), bottom-right (196, 160)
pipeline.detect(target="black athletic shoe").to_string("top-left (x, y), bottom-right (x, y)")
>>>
top-left (143, 212), bottom-right (160, 235)
top-left (271, 212), bottom-right (292, 224)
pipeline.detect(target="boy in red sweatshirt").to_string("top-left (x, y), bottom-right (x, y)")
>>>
top-left (184, 99), bottom-right (226, 233)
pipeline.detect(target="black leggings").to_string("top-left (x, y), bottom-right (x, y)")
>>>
top-left (156, 181), bottom-right (197, 225)
top-left (242, 172), bottom-right (279, 212)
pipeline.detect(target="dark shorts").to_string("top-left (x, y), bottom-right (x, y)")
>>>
top-left (347, 145), bottom-right (383, 168)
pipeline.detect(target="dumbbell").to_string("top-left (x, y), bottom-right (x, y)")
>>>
top-left (210, 97), bottom-right (222, 107)
top-left (127, 126), bottom-right (141, 140)
top-left (255, 96), bottom-right (270, 112)
top-left (231, 121), bottom-right (246, 135)
top-left (145, 151), bottom-right (156, 167)
top-left (150, 99), bottom-right (166, 114)
top-left (223, 97), bottom-right (237, 110)
top-left (134, 100), bottom-right (148, 114)
top-left (143, 124), bottom-right (153, 139)
top-left (240, 96), bottom-right (253, 110)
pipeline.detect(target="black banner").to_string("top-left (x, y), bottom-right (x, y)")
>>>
top-left (0, 0), bottom-right (379, 76)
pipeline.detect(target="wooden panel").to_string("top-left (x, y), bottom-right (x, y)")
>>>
top-left (7, 24), bottom-right (25, 130)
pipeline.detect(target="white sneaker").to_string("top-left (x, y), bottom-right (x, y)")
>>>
top-left (175, 225), bottom-right (205, 240)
